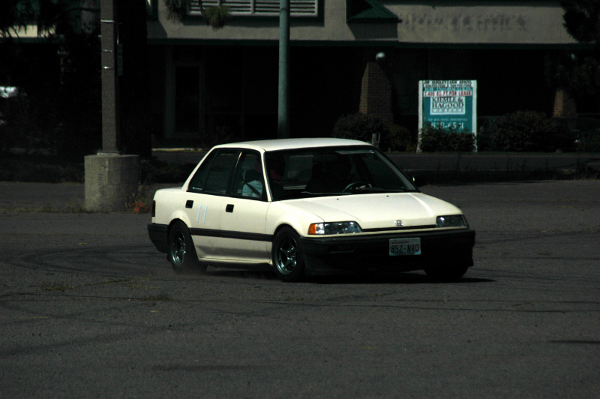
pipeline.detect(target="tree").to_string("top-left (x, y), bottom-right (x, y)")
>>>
top-left (546, 0), bottom-right (600, 112)
top-left (0, 1), bottom-right (103, 159)
top-left (163, 0), bottom-right (230, 30)
top-left (561, 0), bottom-right (600, 45)
top-left (0, 0), bottom-right (153, 159)
top-left (0, 0), bottom-right (64, 39)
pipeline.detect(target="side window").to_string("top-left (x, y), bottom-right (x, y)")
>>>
top-left (203, 150), bottom-right (240, 195)
top-left (231, 151), bottom-right (265, 200)
top-left (188, 150), bottom-right (240, 195)
top-left (187, 151), bottom-right (217, 193)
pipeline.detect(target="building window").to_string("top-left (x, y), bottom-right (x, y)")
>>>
top-left (190, 0), bottom-right (318, 17)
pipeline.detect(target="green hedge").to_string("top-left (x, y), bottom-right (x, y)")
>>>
top-left (418, 124), bottom-right (475, 152)
top-left (489, 111), bottom-right (559, 152)
top-left (332, 113), bottom-right (415, 152)
top-left (579, 131), bottom-right (600, 152)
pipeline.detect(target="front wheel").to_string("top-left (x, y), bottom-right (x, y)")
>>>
top-left (168, 221), bottom-right (207, 274)
top-left (272, 227), bottom-right (305, 282)
top-left (424, 265), bottom-right (468, 282)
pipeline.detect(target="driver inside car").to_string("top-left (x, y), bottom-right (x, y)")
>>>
top-left (305, 153), bottom-right (354, 193)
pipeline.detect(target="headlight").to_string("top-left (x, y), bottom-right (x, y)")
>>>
top-left (308, 221), bottom-right (362, 235)
top-left (436, 215), bottom-right (468, 228)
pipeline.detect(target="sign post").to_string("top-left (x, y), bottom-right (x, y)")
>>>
top-left (418, 80), bottom-right (477, 151)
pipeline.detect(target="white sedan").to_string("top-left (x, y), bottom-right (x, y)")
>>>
top-left (148, 138), bottom-right (475, 282)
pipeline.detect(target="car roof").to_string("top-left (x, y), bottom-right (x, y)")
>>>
top-left (212, 138), bottom-right (372, 152)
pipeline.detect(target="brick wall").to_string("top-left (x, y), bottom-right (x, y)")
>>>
top-left (359, 62), bottom-right (393, 124)
top-left (553, 88), bottom-right (577, 118)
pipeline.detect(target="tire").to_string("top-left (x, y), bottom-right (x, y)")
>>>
top-left (424, 265), bottom-right (468, 282)
top-left (168, 221), bottom-right (206, 274)
top-left (272, 227), bottom-right (305, 282)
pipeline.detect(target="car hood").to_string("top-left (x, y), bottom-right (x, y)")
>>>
top-left (286, 192), bottom-right (462, 230)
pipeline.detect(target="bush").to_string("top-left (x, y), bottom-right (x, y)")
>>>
top-left (332, 113), bottom-right (414, 151)
top-left (333, 113), bottom-right (387, 143)
top-left (0, 154), bottom-right (84, 183)
top-left (579, 131), bottom-right (600, 152)
top-left (418, 123), bottom-right (475, 152)
top-left (490, 111), bottom-right (559, 152)
top-left (385, 125), bottom-right (415, 152)
top-left (139, 158), bottom-right (197, 184)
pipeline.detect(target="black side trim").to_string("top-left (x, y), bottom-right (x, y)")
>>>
top-left (190, 228), bottom-right (272, 242)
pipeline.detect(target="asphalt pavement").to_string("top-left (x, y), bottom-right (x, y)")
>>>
top-left (0, 182), bottom-right (173, 212)
top-left (1, 180), bottom-right (600, 398)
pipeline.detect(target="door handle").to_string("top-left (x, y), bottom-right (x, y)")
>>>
top-left (226, 204), bottom-right (234, 213)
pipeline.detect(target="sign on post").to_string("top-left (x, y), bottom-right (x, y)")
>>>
top-left (418, 80), bottom-right (477, 151)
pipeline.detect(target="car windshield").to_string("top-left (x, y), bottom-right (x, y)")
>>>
top-left (264, 146), bottom-right (418, 201)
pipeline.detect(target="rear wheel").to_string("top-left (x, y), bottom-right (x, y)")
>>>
top-left (272, 227), bottom-right (305, 282)
top-left (424, 265), bottom-right (468, 281)
top-left (168, 221), bottom-right (207, 274)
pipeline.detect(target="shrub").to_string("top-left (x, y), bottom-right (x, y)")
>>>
top-left (490, 111), bottom-right (559, 152)
top-left (579, 131), bottom-right (600, 152)
top-left (333, 113), bottom-right (388, 144)
top-left (418, 123), bottom-right (475, 152)
top-left (384, 125), bottom-right (415, 152)
top-left (203, 6), bottom-right (230, 30)
top-left (333, 113), bottom-right (414, 151)
top-left (0, 154), bottom-right (84, 183)
top-left (139, 158), bottom-right (197, 184)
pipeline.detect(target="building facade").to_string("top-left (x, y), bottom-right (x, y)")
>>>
top-left (144, 0), bottom-right (579, 146)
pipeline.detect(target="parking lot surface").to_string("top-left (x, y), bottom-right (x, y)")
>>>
top-left (1, 180), bottom-right (599, 398)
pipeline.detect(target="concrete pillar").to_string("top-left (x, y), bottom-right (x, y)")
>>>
top-left (85, 154), bottom-right (139, 212)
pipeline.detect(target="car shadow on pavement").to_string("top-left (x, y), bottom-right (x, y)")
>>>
top-left (309, 272), bottom-right (494, 285)
top-left (201, 267), bottom-right (494, 285)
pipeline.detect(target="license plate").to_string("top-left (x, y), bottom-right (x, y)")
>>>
top-left (389, 238), bottom-right (421, 256)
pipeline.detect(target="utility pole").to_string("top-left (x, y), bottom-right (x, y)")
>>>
top-left (84, 0), bottom-right (139, 212)
top-left (100, 0), bottom-right (120, 153)
top-left (278, 0), bottom-right (290, 139)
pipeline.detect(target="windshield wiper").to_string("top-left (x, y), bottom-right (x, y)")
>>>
top-left (301, 191), bottom-right (352, 197)
top-left (353, 187), bottom-right (406, 193)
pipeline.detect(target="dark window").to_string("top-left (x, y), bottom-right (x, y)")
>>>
top-left (231, 151), bottom-right (265, 200)
top-left (265, 146), bottom-right (417, 200)
top-left (190, 0), bottom-right (318, 16)
top-left (188, 151), bottom-right (217, 193)
top-left (203, 150), bottom-right (240, 195)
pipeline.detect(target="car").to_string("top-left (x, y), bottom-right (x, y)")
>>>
top-left (147, 138), bottom-right (475, 282)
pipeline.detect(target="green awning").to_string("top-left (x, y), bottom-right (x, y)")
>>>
top-left (347, 0), bottom-right (399, 23)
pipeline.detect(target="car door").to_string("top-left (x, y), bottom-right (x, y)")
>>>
top-left (218, 150), bottom-right (271, 263)
top-left (183, 149), bottom-right (240, 260)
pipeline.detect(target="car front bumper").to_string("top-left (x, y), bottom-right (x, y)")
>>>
top-left (297, 228), bottom-right (475, 275)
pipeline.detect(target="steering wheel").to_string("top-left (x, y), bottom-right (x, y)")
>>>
top-left (342, 181), bottom-right (369, 192)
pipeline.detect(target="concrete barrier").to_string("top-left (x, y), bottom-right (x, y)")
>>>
top-left (85, 153), bottom-right (139, 212)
